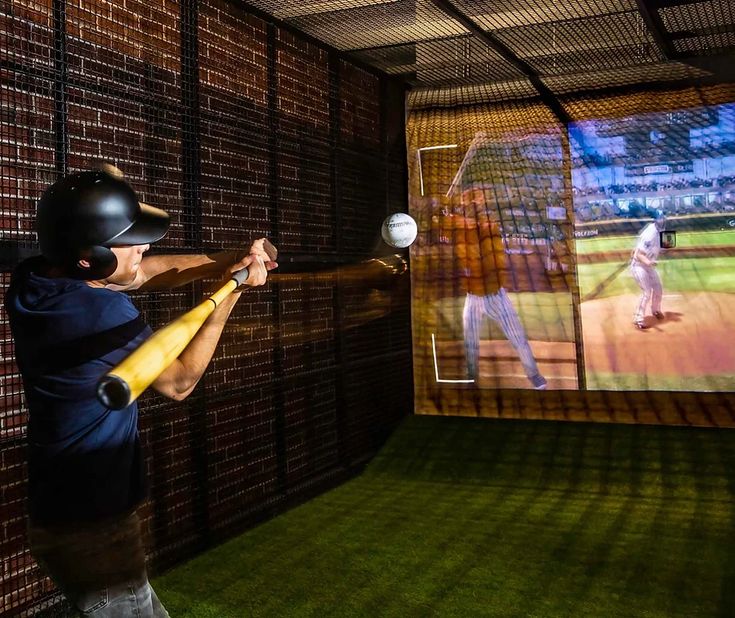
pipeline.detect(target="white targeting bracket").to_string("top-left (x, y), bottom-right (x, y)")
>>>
top-left (417, 144), bottom-right (458, 196)
top-left (431, 333), bottom-right (475, 384)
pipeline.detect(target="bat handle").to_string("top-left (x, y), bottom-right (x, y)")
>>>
top-left (231, 267), bottom-right (250, 287)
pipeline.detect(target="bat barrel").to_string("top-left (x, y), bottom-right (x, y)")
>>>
top-left (95, 277), bottom-right (242, 410)
top-left (97, 374), bottom-right (132, 410)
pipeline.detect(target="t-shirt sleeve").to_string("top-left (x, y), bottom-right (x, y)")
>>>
top-left (94, 291), bottom-right (153, 368)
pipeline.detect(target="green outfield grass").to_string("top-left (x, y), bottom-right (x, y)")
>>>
top-left (154, 415), bottom-right (735, 617)
top-left (579, 257), bottom-right (735, 298)
top-left (430, 292), bottom-right (575, 342)
top-left (575, 230), bottom-right (735, 254)
top-left (586, 372), bottom-right (735, 392)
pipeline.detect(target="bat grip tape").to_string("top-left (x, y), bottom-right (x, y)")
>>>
top-left (207, 267), bottom-right (250, 309)
top-left (231, 267), bottom-right (249, 287)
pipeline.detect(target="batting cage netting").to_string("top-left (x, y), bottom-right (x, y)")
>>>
top-left (1, 1), bottom-right (410, 614)
top-left (2, 0), bottom-right (735, 614)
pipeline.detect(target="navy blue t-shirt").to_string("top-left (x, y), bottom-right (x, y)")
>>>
top-left (6, 257), bottom-right (153, 525)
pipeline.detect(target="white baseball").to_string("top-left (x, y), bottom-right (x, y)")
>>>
top-left (381, 213), bottom-right (417, 248)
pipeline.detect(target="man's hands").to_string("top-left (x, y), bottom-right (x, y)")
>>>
top-left (227, 238), bottom-right (278, 288)
top-left (151, 238), bottom-right (278, 401)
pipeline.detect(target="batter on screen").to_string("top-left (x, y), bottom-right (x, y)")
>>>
top-left (630, 212), bottom-right (667, 330)
top-left (456, 189), bottom-right (547, 390)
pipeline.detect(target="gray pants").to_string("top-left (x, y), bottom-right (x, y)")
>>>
top-left (463, 289), bottom-right (540, 379)
top-left (630, 262), bottom-right (662, 322)
top-left (69, 577), bottom-right (169, 617)
top-left (29, 511), bottom-right (169, 618)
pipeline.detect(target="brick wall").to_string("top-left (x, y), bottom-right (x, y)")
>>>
top-left (0, 0), bottom-right (410, 614)
top-left (1, 2), bottom-right (56, 613)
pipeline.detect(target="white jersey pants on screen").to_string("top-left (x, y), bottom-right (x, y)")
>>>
top-left (630, 262), bottom-right (662, 322)
top-left (463, 289), bottom-right (540, 379)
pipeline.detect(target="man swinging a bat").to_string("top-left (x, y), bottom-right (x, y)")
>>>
top-left (458, 189), bottom-right (547, 390)
top-left (5, 169), bottom-right (277, 616)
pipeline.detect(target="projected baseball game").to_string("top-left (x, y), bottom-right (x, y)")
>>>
top-left (412, 131), bottom-right (579, 394)
top-left (571, 103), bottom-right (735, 391)
top-left (411, 101), bottom-right (735, 405)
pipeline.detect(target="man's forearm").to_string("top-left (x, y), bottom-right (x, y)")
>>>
top-left (147, 250), bottom-right (272, 402)
top-left (137, 250), bottom-right (240, 291)
top-left (151, 291), bottom-right (241, 400)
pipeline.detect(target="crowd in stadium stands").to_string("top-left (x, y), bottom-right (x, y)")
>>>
top-left (574, 202), bottom-right (619, 223)
top-left (572, 141), bottom-right (735, 168)
top-left (574, 193), bottom-right (735, 223)
top-left (625, 144), bottom-right (695, 163)
top-left (459, 175), bottom-right (735, 226)
top-left (573, 176), bottom-right (735, 197)
top-left (498, 219), bottom-right (566, 241)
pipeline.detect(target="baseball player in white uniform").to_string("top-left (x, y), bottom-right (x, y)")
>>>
top-left (630, 214), bottom-right (666, 329)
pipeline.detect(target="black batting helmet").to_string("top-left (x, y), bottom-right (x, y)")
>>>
top-left (36, 170), bottom-right (170, 279)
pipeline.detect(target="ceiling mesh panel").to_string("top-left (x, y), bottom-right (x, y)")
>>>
top-left (247, 0), bottom-right (733, 100)
top-left (542, 61), bottom-right (711, 94)
top-left (493, 11), bottom-right (664, 75)
top-left (452, 0), bottom-right (638, 29)
top-left (407, 78), bottom-right (538, 108)
top-left (659, 0), bottom-right (734, 34)
top-left (673, 32), bottom-right (735, 56)
top-left (249, 0), bottom-right (466, 50)
top-left (413, 36), bottom-right (526, 84)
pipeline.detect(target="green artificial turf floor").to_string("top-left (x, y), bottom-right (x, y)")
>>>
top-left (154, 415), bottom-right (735, 617)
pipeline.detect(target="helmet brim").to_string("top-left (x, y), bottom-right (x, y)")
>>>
top-left (107, 202), bottom-right (170, 246)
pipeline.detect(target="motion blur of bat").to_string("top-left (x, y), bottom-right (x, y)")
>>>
top-left (230, 254), bottom-right (410, 346)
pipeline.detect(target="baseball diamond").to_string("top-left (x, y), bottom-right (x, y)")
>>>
top-left (576, 226), bottom-right (735, 390)
top-left (582, 292), bottom-right (735, 390)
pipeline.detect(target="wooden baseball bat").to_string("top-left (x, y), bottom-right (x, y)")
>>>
top-left (96, 266), bottom-right (253, 410)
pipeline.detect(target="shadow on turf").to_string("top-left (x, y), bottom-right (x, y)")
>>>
top-left (156, 416), bottom-right (735, 617)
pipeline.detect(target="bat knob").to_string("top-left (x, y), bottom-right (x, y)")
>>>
top-left (97, 375), bottom-right (132, 410)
